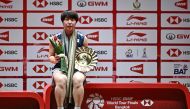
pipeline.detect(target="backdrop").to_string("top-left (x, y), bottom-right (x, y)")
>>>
top-left (0, 0), bottom-right (190, 93)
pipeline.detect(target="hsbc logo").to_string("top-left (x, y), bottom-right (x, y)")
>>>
top-left (0, 16), bottom-right (18, 23)
top-left (175, 0), bottom-right (188, 9)
top-left (33, 0), bottom-right (48, 8)
top-left (0, 31), bottom-right (9, 41)
top-left (79, 16), bottom-right (93, 24)
top-left (33, 0), bottom-right (63, 8)
top-left (33, 65), bottom-right (48, 73)
top-left (141, 99), bottom-right (154, 107)
top-left (0, 49), bottom-right (18, 56)
top-left (126, 15), bottom-right (147, 26)
top-left (33, 32), bottom-right (48, 40)
top-left (79, 16), bottom-right (107, 24)
top-left (33, 81), bottom-right (47, 89)
top-left (86, 31), bottom-right (99, 41)
top-left (167, 16), bottom-right (182, 24)
top-left (95, 50), bottom-right (107, 55)
top-left (130, 64), bottom-right (143, 74)
top-left (41, 15), bottom-right (54, 25)
top-left (0, 82), bottom-right (18, 88)
top-left (167, 48), bottom-right (182, 57)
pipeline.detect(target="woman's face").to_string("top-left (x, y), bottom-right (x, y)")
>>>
top-left (63, 17), bottom-right (77, 35)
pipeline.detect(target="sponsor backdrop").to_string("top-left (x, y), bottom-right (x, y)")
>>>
top-left (0, 0), bottom-right (190, 93)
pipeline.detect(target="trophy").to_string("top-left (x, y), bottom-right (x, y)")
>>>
top-left (75, 46), bottom-right (98, 72)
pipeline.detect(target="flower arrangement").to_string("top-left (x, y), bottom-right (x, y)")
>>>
top-left (49, 35), bottom-right (68, 73)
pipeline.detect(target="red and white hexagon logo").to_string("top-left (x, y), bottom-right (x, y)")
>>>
top-left (79, 16), bottom-right (93, 24)
top-left (167, 48), bottom-right (182, 57)
top-left (86, 93), bottom-right (104, 109)
top-left (141, 99), bottom-right (154, 107)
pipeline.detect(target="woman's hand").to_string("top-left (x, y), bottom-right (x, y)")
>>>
top-left (58, 54), bottom-right (68, 66)
top-left (54, 54), bottom-right (61, 63)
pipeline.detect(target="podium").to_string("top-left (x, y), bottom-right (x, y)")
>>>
top-left (43, 83), bottom-right (190, 109)
top-left (0, 91), bottom-right (44, 109)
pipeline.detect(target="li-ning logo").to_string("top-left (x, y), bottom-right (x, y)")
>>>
top-left (33, 81), bottom-right (47, 89)
top-left (175, 0), bottom-right (188, 9)
top-left (127, 15), bottom-right (146, 21)
top-left (41, 15), bottom-right (54, 25)
top-left (167, 48), bottom-right (182, 57)
top-left (37, 47), bottom-right (49, 53)
top-left (0, 0), bottom-right (12, 4)
top-left (33, 65), bottom-right (48, 73)
top-left (79, 16), bottom-right (93, 24)
top-left (33, 32), bottom-right (48, 40)
top-left (86, 93), bottom-right (104, 109)
top-left (167, 16), bottom-right (182, 24)
top-left (86, 31), bottom-right (99, 41)
top-left (141, 99), bottom-right (154, 107)
top-left (33, 0), bottom-right (48, 8)
top-left (127, 31), bottom-right (146, 37)
top-left (0, 31), bottom-right (9, 41)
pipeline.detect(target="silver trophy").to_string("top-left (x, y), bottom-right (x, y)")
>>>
top-left (75, 46), bottom-right (98, 72)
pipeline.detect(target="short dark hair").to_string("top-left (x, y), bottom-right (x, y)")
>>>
top-left (60, 10), bottom-right (79, 23)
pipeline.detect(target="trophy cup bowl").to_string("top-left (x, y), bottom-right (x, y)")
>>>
top-left (75, 46), bottom-right (98, 72)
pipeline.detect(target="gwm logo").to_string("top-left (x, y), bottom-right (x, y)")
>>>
top-left (86, 93), bottom-right (104, 109)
